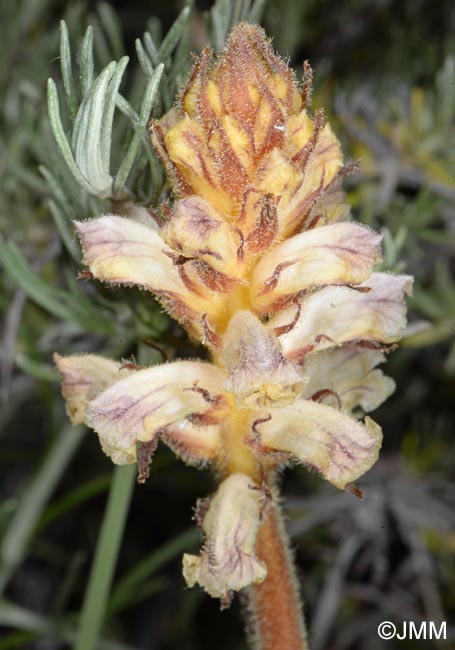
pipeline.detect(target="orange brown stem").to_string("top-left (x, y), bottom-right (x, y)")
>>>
top-left (246, 497), bottom-right (309, 650)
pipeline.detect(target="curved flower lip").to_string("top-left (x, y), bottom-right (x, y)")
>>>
top-left (85, 360), bottom-right (228, 464)
top-left (53, 353), bottom-right (131, 425)
top-left (222, 310), bottom-right (307, 409)
top-left (270, 272), bottom-right (413, 361)
top-left (182, 473), bottom-right (267, 600)
top-left (301, 348), bottom-right (395, 415)
top-left (55, 354), bottom-right (228, 469)
top-left (249, 401), bottom-right (382, 490)
top-left (75, 215), bottom-right (226, 336)
top-left (250, 222), bottom-right (382, 314)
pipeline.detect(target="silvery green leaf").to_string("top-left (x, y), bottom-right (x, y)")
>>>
top-left (71, 57), bottom-right (128, 198)
top-left (79, 26), bottom-right (95, 95)
top-left (100, 57), bottom-right (129, 172)
top-left (97, 2), bottom-right (124, 60)
top-left (135, 39), bottom-right (154, 77)
top-left (157, 6), bottom-right (190, 64)
top-left (47, 198), bottom-right (81, 262)
top-left (59, 21), bottom-right (78, 119)
top-left (115, 95), bottom-right (156, 168)
top-left (47, 78), bottom-right (100, 196)
top-left (209, 0), bottom-right (231, 50)
top-left (143, 32), bottom-right (160, 67)
top-left (0, 237), bottom-right (115, 334)
top-left (249, 0), bottom-right (267, 23)
top-left (113, 63), bottom-right (164, 196)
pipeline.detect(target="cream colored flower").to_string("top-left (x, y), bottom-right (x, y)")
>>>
top-left (183, 474), bottom-right (267, 600)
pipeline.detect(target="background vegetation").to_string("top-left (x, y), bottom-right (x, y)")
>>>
top-left (0, 1), bottom-right (453, 648)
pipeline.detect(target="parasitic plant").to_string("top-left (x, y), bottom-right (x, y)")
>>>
top-left (54, 23), bottom-right (412, 649)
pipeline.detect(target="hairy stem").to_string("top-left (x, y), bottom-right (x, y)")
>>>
top-left (246, 496), bottom-right (309, 650)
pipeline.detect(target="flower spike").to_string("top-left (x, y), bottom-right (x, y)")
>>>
top-left (55, 23), bottom-right (412, 624)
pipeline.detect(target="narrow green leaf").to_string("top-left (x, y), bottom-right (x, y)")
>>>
top-left (90, 13), bottom-right (112, 66)
top-left (39, 165), bottom-right (73, 220)
top-left (444, 340), bottom-right (455, 374)
top-left (0, 426), bottom-right (85, 593)
top-left (14, 353), bottom-right (60, 382)
top-left (62, 271), bottom-right (117, 335)
top-left (410, 288), bottom-right (445, 320)
top-left (403, 319), bottom-right (454, 348)
top-left (97, 2), bottom-right (124, 60)
top-left (0, 236), bottom-right (75, 322)
top-left (0, 602), bottom-right (47, 637)
top-left (108, 578), bottom-right (166, 615)
top-left (228, 0), bottom-right (251, 30)
top-left (3, 156), bottom-right (47, 195)
top-left (59, 21), bottom-right (78, 119)
top-left (0, 629), bottom-right (36, 649)
top-left (52, 551), bottom-right (86, 618)
top-left (47, 198), bottom-right (80, 261)
top-left (418, 228), bottom-right (454, 244)
top-left (0, 599), bottom-right (140, 650)
top-left (100, 57), bottom-right (129, 175)
top-left (0, 237), bottom-right (115, 334)
top-left (147, 16), bottom-right (163, 46)
top-left (210, 0), bottom-right (231, 50)
top-left (249, 0), bottom-right (268, 23)
top-left (135, 39), bottom-right (154, 77)
top-left (75, 465), bottom-right (136, 650)
top-left (157, 6), bottom-right (190, 63)
top-left (159, 69), bottom-right (173, 111)
top-left (108, 527), bottom-right (198, 613)
top-left (116, 94), bottom-right (156, 166)
top-left (172, 22), bottom-right (191, 75)
top-left (36, 475), bottom-right (111, 534)
top-left (113, 64), bottom-right (164, 196)
top-left (72, 61), bottom-right (117, 197)
top-left (79, 26), bottom-right (95, 95)
top-left (47, 78), bottom-right (99, 195)
top-left (143, 32), bottom-right (160, 67)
